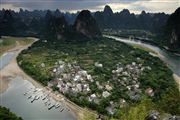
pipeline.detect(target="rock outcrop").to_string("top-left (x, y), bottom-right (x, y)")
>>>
top-left (103, 5), bottom-right (113, 16)
top-left (166, 7), bottom-right (180, 51)
top-left (74, 10), bottom-right (101, 38)
top-left (44, 10), bottom-right (68, 40)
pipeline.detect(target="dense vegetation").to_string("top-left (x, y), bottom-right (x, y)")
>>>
top-left (17, 37), bottom-right (180, 118)
top-left (0, 106), bottom-right (22, 120)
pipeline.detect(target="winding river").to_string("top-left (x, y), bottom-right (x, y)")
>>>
top-left (105, 35), bottom-right (180, 77)
top-left (0, 36), bottom-right (179, 120)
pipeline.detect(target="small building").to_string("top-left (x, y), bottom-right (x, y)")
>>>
top-left (95, 62), bottom-right (103, 67)
top-left (105, 84), bottom-right (112, 91)
top-left (40, 63), bottom-right (45, 68)
top-left (88, 93), bottom-right (97, 102)
top-left (102, 91), bottom-right (110, 98)
top-left (76, 84), bottom-right (82, 92)
top-left (145, 88), bottom-right (154, 97)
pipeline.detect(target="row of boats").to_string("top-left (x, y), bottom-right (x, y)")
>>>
top-left (23, 87), bottom-right (68, 112)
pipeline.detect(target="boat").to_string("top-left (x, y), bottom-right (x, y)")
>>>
top-left (33, 88), bottom-right (38, 92)
top-left (60, 108), bottom-right (64, 112)
top-left (48, 104), bottom-right (55, 110)
top-left (28, 95), bottom-right (32, 99)
top-left (35, 96), bottom-right (40, 100)
top-left (42, 95), bottom-right (48, 100)
top-left (31, 95), bottom-right (40, 103)
top-left (23, 92), bottom-right (27, 95)
top-left (55, 103), bottom-right (61, 108)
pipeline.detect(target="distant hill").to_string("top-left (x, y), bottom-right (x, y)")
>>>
top-left (74, 10), bottom-right (101, 38)
top-left (0, 6), bottom-right (170, 36)
top-left (165, 7), bottom-right (180, 52)
top-left (44, 10), bottom-right (101, 39)
top-left (0, 6), bottom-right (177, 43)
top-left (0, 9), bottom-right (101, 39)
top-left (44, 10), bottom-right (68, 40)
top-left (94, 5), bottom-right (169, 32)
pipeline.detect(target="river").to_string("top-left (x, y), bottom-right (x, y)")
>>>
top-left (0, 52), bottom-right (15, 70)
top-left (0, 52), bottom-right (76, 120)
top-left (105, 35), bottom-right (180, 77)
top-left (0, 36), bottom-right (179, 120)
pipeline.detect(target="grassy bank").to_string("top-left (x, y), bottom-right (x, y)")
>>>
top-left (0, 36), bottom-right (34, 55)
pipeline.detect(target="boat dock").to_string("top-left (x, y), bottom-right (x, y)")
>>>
top-left (23, 87), bottom-right (68, 112)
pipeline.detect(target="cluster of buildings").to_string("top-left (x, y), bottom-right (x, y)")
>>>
top-left (47, 60), bottom-right (93, 95)
top-left (112, 60), bottom-right (152, 101)
top-left (145, 110), bottom-right (180, 120)
top-left (46, 59), bottom-right (152, 115)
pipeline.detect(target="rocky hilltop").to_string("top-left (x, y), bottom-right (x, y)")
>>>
top-left (94, 5), bottom-right (168, 31)
top-left (44, 10), bottom-right (68, 40)
top-left (74, 10), bottom-right (101, 38)
top-left (45, 10), bottom-right (102, 39)
top-left (103, 5), bottom-right (113, 16)
top-left (0, 9), bottom-right (101, 39)
top-left (166, 7), bottom-right (180, 52)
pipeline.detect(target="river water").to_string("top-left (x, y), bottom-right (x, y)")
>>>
top-left (0, 52), bottom-right (15, 69)
top-left (1, 36), bottom-right (179, 120)
top-left (0, 52), bottom-right (76, 120)
top-left (105, 35), bottom-right (180, 77)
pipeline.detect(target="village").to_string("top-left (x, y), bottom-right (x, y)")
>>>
top-left (42, 58), bottom-right (153, 115)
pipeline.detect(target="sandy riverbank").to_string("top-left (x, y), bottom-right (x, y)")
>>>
top-left (173, 74), bottom-right (180, 91)
top-left (0, 37), bottom-right (97, 120)
top-left (0, 37), bottom-right (38, 93)
top-left (0, 76), bottom-right (11, 93)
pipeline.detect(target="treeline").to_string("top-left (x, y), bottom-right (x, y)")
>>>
top-left (0, 106), bottom-right (22, 120)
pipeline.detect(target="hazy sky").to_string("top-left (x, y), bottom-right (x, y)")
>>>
top-left (1, 0), bottom-right (179, 14)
